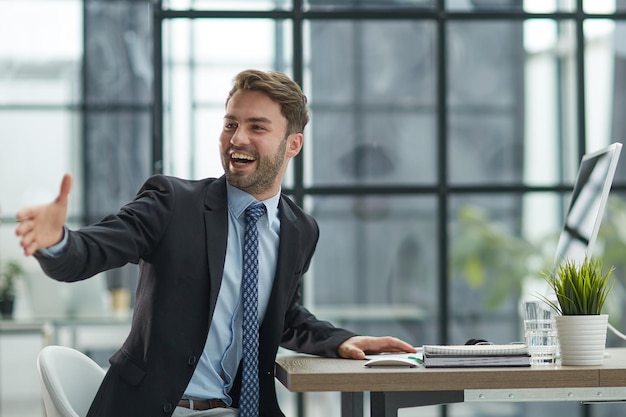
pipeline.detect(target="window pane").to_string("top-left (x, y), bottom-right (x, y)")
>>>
top-left (0, 110), bottom-right (82, 218)
top-left (598, 193), bottom-right (626, 348)
top-left (163, 0), bottom-right (290, 11)
top-left (585, 19), bottom-right (626, 155)
top-left (0, 0), bottom-right (82, 104)
top-left (584, 0), bottom-right (622, 13)
top-left (449, 0), bottom-right (576, 12)
top-left (0, 0), bottom-right (82, 60)
top-left (192, 19), bottom-right (291, 65)
top-left (305, 0), bottom-right (435, 9)
top-left (0, 67), bottom-right (80, 105)
top-left (308, 195), bottom-right (439, 345)
top-left (448, 0), bottom-right (579, 12)
top-left (525, 0), bottom-right (576, 13)
top-left (306, 0), bottom-right (576, 11)
top-left (191, 108), bottom-right (226, 180)
top-left (305, 20), bottom-right (437, 186)
top-left (523, 19), bottom-right (580, 186)
top-left (448, 21), bottom-right (525, 185)
top-left (84, 112), bottom-right (151, 221)
top-left (448, 20), bottom-right (580, 186)
top-left (447, 0), bottom-right (523, 11)
top-left (0, 0), bottom-right (85, 325)
top-left (448, 193), bottom-right (560, 341)
top-left (85, 1), bottom-right (152, 105)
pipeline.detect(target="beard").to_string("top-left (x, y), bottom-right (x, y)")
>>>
top-left (222, 137), bottom-right (288, 196)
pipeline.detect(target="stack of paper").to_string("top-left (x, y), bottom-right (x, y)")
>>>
top-left (422, 344), bottom-right (530, 368)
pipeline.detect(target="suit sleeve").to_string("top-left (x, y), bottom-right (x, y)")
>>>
top-left (280, 289), bottom-right (357, 358)
top-left (278, 214), bottom-right (357, 358)
top-left (34, 175), bottom-right (176, 282)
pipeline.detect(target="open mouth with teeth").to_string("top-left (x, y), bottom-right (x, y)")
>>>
top-left (230, 152), bottom-right (256, 166)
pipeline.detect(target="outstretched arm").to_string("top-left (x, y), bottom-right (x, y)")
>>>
top-left (15, 174), bottom-right (73, 256)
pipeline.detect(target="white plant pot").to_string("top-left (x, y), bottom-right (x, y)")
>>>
top-left (555, 314), bottom-right (608, 366)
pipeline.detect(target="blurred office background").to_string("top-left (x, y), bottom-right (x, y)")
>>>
top-left (2, 0), bottom-right (626, 416)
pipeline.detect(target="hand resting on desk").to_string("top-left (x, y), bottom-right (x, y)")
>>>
top-left (338, 335), bottom-right (417, 360)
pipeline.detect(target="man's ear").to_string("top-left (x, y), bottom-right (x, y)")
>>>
top-left (286, 132), bottom-right (304, 158)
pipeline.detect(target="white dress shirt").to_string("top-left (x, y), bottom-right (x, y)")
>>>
top-left (183, 184), bottom-right (281, 404)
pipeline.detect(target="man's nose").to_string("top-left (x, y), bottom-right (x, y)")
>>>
top-left (230, 127), bottom-right (249, 146)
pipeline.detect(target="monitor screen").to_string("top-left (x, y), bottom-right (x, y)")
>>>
top-left (554, 142), bottom-right (622, 264)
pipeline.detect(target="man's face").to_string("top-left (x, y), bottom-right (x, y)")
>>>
top-left (219, 90), bottom-right (302, 200)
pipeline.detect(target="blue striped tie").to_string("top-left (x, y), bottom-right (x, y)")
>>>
top-left (240, 202), bottom-right (265, 417)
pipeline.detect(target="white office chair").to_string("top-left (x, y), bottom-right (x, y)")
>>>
top-left (37, 345), bottom-right (106, 417)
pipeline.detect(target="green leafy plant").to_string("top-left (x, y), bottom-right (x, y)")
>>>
top-left (0, 260), bottom-right (24, 301)
top-left (450, 205), bottom-right (541, 310)
top-left (541, 257), bottom-right (615, 315)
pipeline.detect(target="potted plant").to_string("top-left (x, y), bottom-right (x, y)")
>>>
top-left (0, 260), bottom-right (24, 319)
top-left (541, 256), bottom-right (615, 365)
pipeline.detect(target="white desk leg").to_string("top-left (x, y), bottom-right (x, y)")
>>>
top-left (341, 392), bottom-right (364, 417)
top-left (370, 391), bottom-right (464, 417)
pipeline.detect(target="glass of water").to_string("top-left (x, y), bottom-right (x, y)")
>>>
top-left (523, 300), bottom-right (558, 365)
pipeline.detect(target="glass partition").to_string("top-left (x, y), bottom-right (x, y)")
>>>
top-left (0, 0), bottom-right (83, 291)
top-left (304, 19), bottom-right (438, 187)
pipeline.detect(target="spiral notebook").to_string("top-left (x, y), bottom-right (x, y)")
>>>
top-left (422, 344), bottom-right (530, 367)
top-left (423, 344), bottom-right (528, 356)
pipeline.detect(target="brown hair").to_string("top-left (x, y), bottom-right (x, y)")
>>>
top-left (226, 69), bottom-right (310, 135)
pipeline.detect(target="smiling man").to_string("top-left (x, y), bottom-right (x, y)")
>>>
top-left (220, 85), bottom-right (301, 201)
top-left (16, 69), bottom-right (416, 417)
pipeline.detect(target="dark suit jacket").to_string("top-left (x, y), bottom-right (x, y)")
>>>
top-left (36, 175), bottom-right (356, 417)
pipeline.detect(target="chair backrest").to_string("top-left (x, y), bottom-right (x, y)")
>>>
top-left (37, 345), bottom-right (106, 417)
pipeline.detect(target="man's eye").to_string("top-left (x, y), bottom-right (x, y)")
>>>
top-left (224, 123), bottom-right (237, 130)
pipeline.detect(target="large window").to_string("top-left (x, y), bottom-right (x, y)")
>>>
top-left (0, 0), bottom-right (84, 314)
top-left (3, 1), bottom-right (626, 416)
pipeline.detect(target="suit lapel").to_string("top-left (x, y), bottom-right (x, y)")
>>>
top-left (203, 185), bottom-right (302, 331)
top-left (265, 197), bottom-right (301, 320)
top-left (203, 177), bottom-right (229, 313)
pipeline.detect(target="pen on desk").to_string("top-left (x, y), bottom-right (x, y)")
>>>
top-left (408, 356), bottom-right (423, 364)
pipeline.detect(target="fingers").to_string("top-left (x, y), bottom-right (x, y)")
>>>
top-left (16, 207), bottom-right (36, 224)
top-left (16, 174), bottom-right (72, 223)
top-left (20, 231), bottom-right (38, 257)
top-left (15, 207), bottom-right (40, 237)
top-left (339, 336), bottom-right (417, 359)
top-left (16, 219), bottom-right (37, 256)
top-left (379, 336), bottom-right (417, 353)
top-left (15, 215), bottom-right (41, 256)
top-left (56, 173), bottom-right (73, 205)
top-left (338, 343), bottom-right (366, 360)
top-left (347, 349), bottom-right (366, 360)
top-left (14, 174), bottom-right (72, 256)
top-left (15, 217), bottom-right (28, 237)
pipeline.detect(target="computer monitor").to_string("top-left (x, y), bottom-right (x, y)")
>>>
top-left (554, 142), bottom-right (622, 264)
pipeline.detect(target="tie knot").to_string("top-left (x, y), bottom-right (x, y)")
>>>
top-left (245, 202), bottom-right (266, 225)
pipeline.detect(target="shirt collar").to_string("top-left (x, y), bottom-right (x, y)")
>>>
top-left (226, 182), bottom-right (280, 227)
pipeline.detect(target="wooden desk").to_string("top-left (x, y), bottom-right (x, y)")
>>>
top-left (275, 348), bottom-right (626, 417)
